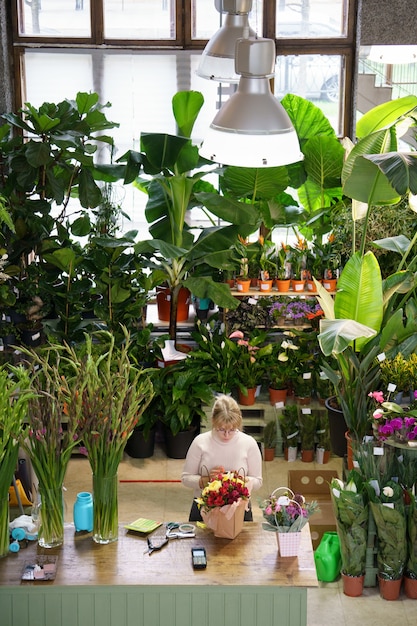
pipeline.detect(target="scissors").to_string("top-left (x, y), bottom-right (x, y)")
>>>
top-left (143, 536), bottom-right (169, 555)
top-left (165, 522), bottom-right (196, 539)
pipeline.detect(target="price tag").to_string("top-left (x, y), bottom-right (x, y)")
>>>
top-left (387, 382), bottom-right (397, 392)
top-left (377, 352), bottom-right (386, 362)
top-left (303, 372), bottom-right (312, 380)
top-left (274, 401), bottom-right (285, 409)
top-left (301, 407), bottom-right (312, 415)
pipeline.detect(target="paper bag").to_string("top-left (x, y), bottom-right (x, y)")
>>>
top-left (201, 498), bottom-right (247, 539)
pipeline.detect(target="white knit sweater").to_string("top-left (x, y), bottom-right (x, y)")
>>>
top-left (181, 430), bottom-right (263, 497)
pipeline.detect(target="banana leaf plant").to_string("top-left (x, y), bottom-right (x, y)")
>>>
top-left (314, 96), bottom-right (417, 442)
top-left (120, 90), bottom-right (261, 344)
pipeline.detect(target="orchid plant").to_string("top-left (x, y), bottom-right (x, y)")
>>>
top-left (369, 390), bottom-right (417, 444)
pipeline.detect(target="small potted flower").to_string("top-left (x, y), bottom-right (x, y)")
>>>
top-left (234, 236), bottom-right (251, 293)
top-left (257, 235), bottom-right (276, 291)
top-left (265, 338), bottom-right (299, 406)
top-left (369, 389), bottom-right (417, 444)
top-left (289, 235), bottom-right (308, 292)
top-left (263, 419), bottom-right (278, 461)
top-left (259, 487), bottom-right (318, 556)
top-left (275, 243), bottom-right (291, 292)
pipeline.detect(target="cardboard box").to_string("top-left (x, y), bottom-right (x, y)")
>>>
top-left (288, 469), bottom-right (339, 549)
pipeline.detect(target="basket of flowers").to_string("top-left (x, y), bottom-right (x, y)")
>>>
top-left (195, 470), bottom-right (250, 539)
top-left (260, 487), bottom-right (319, 556)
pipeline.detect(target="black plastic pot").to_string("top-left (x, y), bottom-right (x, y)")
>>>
top-left (163, 423), bottom-right (199, 459)
top-left (125, 426), bottom-right (156, 459)
top-left (325, 396), bottom-right (348, 458)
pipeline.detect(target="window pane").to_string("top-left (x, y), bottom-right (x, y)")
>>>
top-left (18, 0), bottom-right (91, 37)
top-left (276, 0), bottom-right (347, 38)
top-left (22, 50), bottom-right (219, 235)
top-left (104, 0), bottom-right (176, 40)
top-left (193, 0), bottom-right (263, 40)
top-left (274, 54), bottom-right (344, 134)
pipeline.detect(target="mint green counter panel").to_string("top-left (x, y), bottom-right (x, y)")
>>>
top-left (0, 586), bottom-right (307, 626)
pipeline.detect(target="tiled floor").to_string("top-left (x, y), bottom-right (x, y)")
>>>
top-left (62, 443), bottom-right (417, 626)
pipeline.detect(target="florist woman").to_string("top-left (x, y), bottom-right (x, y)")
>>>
top-left (181, 395), bottom-right (263, 521)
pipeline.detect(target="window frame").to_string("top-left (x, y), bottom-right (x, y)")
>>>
top-left (9, 0), bottom-right (357, 136)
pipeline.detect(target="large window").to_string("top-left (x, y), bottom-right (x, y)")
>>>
top-left (10, 0), bottom-right (355, 234)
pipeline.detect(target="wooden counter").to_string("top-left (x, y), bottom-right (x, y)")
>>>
top-left (0, 522), bottom-right (317, 626)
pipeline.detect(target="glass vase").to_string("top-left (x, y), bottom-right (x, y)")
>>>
top-left (0, 497), bottom-right (9, 558)
top-left (38, 486), bottom-right (64, 548)
top-left (92, 474), bottom-right (118, 544)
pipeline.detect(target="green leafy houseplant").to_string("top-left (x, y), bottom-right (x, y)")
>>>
top-left (315, 96), bottom-right (417, 443)
top-left (123, 90), bottom-right (259, 345)
top-left (0, 365), bottom-right (33, 556)
top-left (330, 473), bottom-right (368, 578)
top-left (187, 318), bottom-right (240, 395)
top-left (228, 329), bottom-right (273, 392)
top-left (263, 419), bottom-right (278, 450)
top-left (379, 353), bottom-right (414, 395)
top-left (278, 405), bottom-right (299, 451)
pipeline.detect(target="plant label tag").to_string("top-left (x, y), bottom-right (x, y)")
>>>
top-left (383, 502), bottom-right (394, 509)
top-left (301, 408), bottom-right (311, 414)
top-left (373, 446), bottom-right (384, 455)
top-left (274, 401), bottom-right (285, 408)
top-left (387, 382), bottom-right (397, 392)
top-left (377, 352), bottom-right (386, 362)
top-left (303, 372), bottom-right (311, 379)
top-left (248, 298), bottom-right (257, 305)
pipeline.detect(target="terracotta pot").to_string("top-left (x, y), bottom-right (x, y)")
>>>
top-left (225, 279), bottom-right (235, 288)
top-left (341, 572), bottom-right (365, 597)
top-left (322, 278), bottom-right (337, 291)
top-left (156, 286), bottom-right (190, 322)
top-left (378, 575), bottom-right (402, 601)
top-left (404, 575), bottom-right (417, 599)
top-left (291, 279), bottom-right (306, 292)
top-left (306, 279), bottom-right (318, 293)
top-left (236, 279), bottom-right (251, 293)
top-left (296, 395), bottom-right (311, 406)
top-left (264, 447), bottom-right (275, 461)
top-left (259, 279), bottom-right (273, 293)
top-left (346, 430), bottom-right (354, 470)
top-left (275, 279), bottom-right (291, 293)
top-left (250, 277), bottom-right (259, 288)
top-left (268, 387), bottom-right (287, 406)
top-left (238, 387), bottom-right (256, 406)
top-left (301, 449), bottom-right (314, 463)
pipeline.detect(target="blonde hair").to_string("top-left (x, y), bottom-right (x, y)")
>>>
top-left (211, 395), bottom-right (243, 430)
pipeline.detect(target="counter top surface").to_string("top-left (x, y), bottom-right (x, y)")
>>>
top-left (1, 522), bottom-right (318, 588)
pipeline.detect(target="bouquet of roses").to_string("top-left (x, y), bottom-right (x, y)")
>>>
top-left (260, 487), bottom-right (319, 534)
top-left (195, 470), bottom-right (250, 539)
top-left (196, 470), bottom-right (250, 513)
top-left (366, 479), bottom-right (407, 581)
top-left (330, 472), bottom-right (368, 577)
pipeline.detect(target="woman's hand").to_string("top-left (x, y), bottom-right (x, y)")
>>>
top-left (209, 466), bottom-right (225, 481)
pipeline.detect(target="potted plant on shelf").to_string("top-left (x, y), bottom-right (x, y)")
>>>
top-left (187, 318), bottom-right (239, 396)
top-left (228, 329), bottom-right (273, 405)
top-left (298, 408), bottom-right (317, 462)
top-left (265, 337), bottom-right (298, 406)
top-left (289, 235), bottom-right (308, 292)
top-left (330, 473), bottom-right (369, 597)
top-left (124, 91), bottom-right (257, 346)
top-left (379, 353), bottom-right (414, 404)
top-left (263, 419), bottom-right (278, 461)
top-left (278, 405), bottom-right (299, 461)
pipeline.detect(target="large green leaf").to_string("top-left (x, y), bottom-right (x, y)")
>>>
top-left (373, 235), bottom-right (411, 255)
top-left (140, 133), bottom-right (188, 172)
top-left (355, 95), bottom-right (417, 138)
top-left (220, 166), bottom-right (289, 199)
top-left (343, 155), bottom-right (400, 204)
top-left (342, 128), bottom-right (398, 189)
top-left (318, 318), bottom-right (377, 356)
top-left (183, 276), bottom-right (239, 309)
top-left (302, 135), bottom-right (344, 189)
top-left (172, 91), bottom-right (204, 139)
top-left (365, 152), bottom-right (417, 196)
top-left (334, 251), bottom-right (383, 334)
top-left (195, 192), bottom-right (261, 226)
top-left (281, 94), bottom-right (337, 142)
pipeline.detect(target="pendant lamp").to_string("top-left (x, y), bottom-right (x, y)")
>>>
top-left (196, 0), bottom-right (255, 83)
top-left (199, 37), bottom-right (303, 167)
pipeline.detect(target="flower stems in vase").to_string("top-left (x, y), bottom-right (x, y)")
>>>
top-left (92, 473), bottom-right (118, 544)
top-left (38, 486), bottom-right (64, 548)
